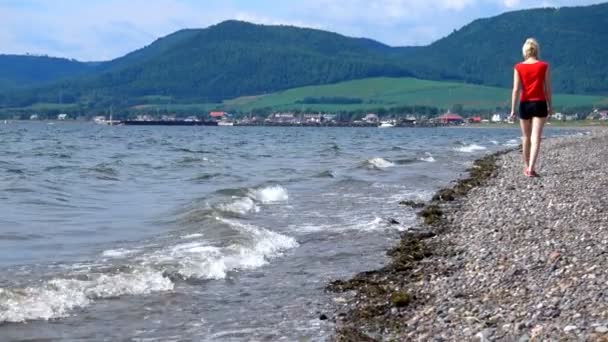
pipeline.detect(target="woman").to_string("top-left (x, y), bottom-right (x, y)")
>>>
top-left (510, 38), bottom-right (552, 177)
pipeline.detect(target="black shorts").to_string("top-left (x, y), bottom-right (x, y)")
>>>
top-left (519, 101), bottom-right (548, 120)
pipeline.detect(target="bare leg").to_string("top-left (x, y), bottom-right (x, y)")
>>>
top-left (528, 117), bottom-right (547, 172)
top-left (519, 119), bottom-right (532, 170)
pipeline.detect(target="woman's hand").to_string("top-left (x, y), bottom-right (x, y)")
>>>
top-left (509, 111), bottom-right (516, 121)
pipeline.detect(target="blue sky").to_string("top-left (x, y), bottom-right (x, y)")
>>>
top-left (0, 0), bottom-right (603, 61)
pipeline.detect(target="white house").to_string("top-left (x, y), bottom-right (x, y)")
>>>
top-left (267, 112), bottom-right (297, 123)
top-left (491, 113), bottom-right (505, 122)
top-left (303, 113), bottom-right (322, 123)
top-left (322, 114), bottom-right (337, 122)
top-left (364, 113), bottom-right (379, 123)
top-left (57, 113), bottom-right (68, 120)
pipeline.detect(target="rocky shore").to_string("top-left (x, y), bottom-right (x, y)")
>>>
top-left (328, 129), bottom-right (608, 341)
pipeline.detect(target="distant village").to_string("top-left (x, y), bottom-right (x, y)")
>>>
top-left (25, 108), bottom-right (608, 126)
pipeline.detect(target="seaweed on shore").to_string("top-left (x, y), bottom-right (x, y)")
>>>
top-left (328, 149), bottom-right (512, 341)
top-left (418, 204), bottom-right (443, 225)
top-left (398, 200), bottom-right (425, 208)
top-left (334, 327), bottom-right (379, 342)
top-left (432, 152), bottom-right (503, 202)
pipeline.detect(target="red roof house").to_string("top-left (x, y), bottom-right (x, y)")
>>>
top-left (437, 112), bottom-right (464, 124)
top-left (209, 111), bottom-right (227, 118)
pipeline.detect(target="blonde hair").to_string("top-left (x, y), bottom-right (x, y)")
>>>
top-left (522, 38), bottom-right (540, 59)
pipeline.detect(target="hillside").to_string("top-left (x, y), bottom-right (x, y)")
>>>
top-left (1, 2), bottom-right (608, 110)
top-left (4, 21), bottom-right (412, 108)
top-left (0, 55), bottom-right (95, 90)
top-left (411, 2), bottom-right (608, 93)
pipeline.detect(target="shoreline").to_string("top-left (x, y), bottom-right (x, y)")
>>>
top-left (327, 128), bottom-right (608, 341)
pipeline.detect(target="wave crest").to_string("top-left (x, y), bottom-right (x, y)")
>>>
top-left (365, 157), bottom-right (395, 169)
top-left (217, 197), bottom-right (260, 215)
top-left (249, 185), bottom-right (289, 203)
top-left (454, 144), bottom-right (487, 153)
top-left (166, 219), bottom-right (298, 280)
top-left (0, 269), bottom-right (173, 323)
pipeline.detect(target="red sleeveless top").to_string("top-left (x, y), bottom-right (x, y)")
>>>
top-left (515, 61), bottom-right (548, 102)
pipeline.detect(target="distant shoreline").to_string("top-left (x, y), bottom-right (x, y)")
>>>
top-left (4, 119), bottom-right (608, 129)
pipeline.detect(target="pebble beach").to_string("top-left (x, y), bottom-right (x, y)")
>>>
top-left (329, 128), bottom-right (608, 341)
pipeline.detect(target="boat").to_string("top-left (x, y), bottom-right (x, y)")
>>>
top-left (218, 121), bottom-right (234, 126)
top-left (94, 106), bottom-right (122, 125)
top-left (93, 116), bottom-right (122, 125)
top-left (379, 121), bottom-right (396, 128)
top-left (122, 120), bottom-right (218, 126)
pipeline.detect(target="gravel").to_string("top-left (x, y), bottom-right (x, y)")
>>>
top-left (329, 128), bottom-right (608, 341)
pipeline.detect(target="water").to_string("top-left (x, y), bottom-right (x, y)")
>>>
top-left (0, 122), bottom-right (567, 340)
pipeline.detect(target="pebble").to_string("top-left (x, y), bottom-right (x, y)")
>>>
top-left (596, 326), bottom-right (608, 333)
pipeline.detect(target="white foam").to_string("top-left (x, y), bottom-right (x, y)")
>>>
top-left (388, 189), bottom-right (434, 203)
top-left (454, 144), bottom-right (487, 153)
top-left (292, 216), bottom-right (399, 233)
top-left (366, 157), bottom-right (395, 169)
top-left (181, 233), bottom-right (204, 239)
top-left (0, 269), bottom-right (173, 323)
top-left (218, 197), bottom-right (260, 215)
top-left (357, 217), bottom-right (386, 231)
top-left (419, 152), bottom-right (436, 162)
top-left (490, 140), bottom-right (499, 145)
top-left (102, 248), bottom-right (135, 258)
top-left (504, 139), bottom-right (519, 147)
top-left (158, 218), bottom-right (298, 280)
top-left (250, 185), bottom-right (289, 203)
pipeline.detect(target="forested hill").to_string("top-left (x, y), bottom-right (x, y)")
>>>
top-left (2, 21), bottom-right (413, 107)
top-left (92, 20), bottom-right (412, 101)
top-left (411, 2), bottom-right (608, 94)
top-left (2, 2), bottom-right (608, 108)
top-left (0, 55), bottom-right (94, 89)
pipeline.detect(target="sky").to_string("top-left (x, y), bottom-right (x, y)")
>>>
top-left (0, 0), bottom-right (603, 61)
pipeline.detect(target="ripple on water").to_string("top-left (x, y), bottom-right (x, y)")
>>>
top-left (0, 232), bottom-right (44, 241)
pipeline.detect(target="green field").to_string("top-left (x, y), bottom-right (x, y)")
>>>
top-left (14, 103), bottom-right (80, 111)
top-left (4, 77), bottom-right (607, 118)
top-left (221, 77), bottom-right (608, 112)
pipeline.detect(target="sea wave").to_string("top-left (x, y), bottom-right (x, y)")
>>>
top-left (102, 248), bottom-right (136, 258)
top-left (315, 170), bottom-right (336, 178)
top-left (418, 152), bottom-right (436, 162)
top-left (292, 216), bottom-right (402, 233)
top-left (0, 269), bottom-right (173, 323)
top-left (158, 218), bottom-right (298, 280)
top-left (217, 197), bottom-right (260, 215)
top-left (249, 185), bottom-right (289, 204)
top-left (178, 185), bottom-right (288, 225)
top-left (364, 157), bottom-right (395, 169)
top-left (454, 144), bottom-right (487, 153)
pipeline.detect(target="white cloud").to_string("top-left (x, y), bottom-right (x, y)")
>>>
top-left (502, 0), bottom-right (522, 7)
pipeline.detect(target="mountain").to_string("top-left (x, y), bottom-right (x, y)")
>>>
top-left (2, 2), bottom-right (608, 110)
top-left (0, 55), bottom-right (95, 90)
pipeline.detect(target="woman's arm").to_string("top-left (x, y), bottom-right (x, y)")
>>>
top-left (545, 66), bottom-right (552, 116)
top-left (510, 68), bottom-right (521, 120)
